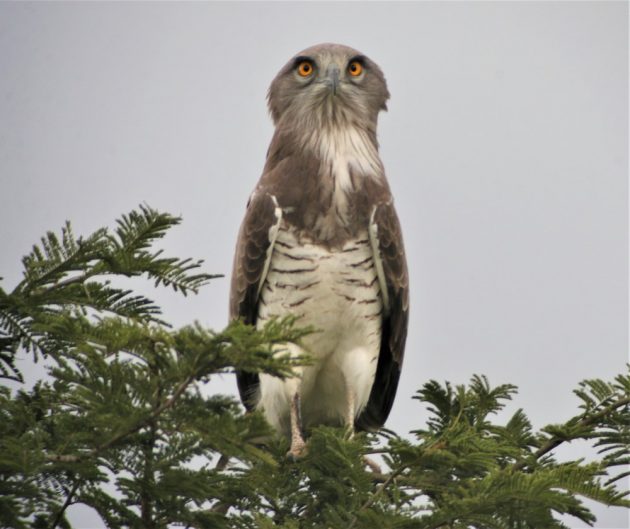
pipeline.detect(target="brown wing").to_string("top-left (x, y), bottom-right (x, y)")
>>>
top-left (356, 200), bottom-right (409, 431)
top-left (229, 190), bottom-right (281, 410)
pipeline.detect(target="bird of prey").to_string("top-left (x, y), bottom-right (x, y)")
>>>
top-left (230, 43), bottom-right (409, 458)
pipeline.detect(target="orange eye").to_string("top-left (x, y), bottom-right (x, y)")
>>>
top-left (348, 61), bottom-right (363, 76)
top-left (297, 61), bottom-right (314, 77)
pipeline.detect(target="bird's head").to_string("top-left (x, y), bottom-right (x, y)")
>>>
top-left (267, 43), bottom-right (390, 131)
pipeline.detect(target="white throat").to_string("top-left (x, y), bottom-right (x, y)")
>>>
top-left (312, 126), bottom-right (383, 235)
top-left (316, 126), bottom-right (382, 189)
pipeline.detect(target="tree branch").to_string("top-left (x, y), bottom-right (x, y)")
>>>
top-left (46, 372), bottom-right (197, 464)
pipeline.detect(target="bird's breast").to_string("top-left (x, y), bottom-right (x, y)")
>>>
top-left (257, 222), bottom-right (383, 357)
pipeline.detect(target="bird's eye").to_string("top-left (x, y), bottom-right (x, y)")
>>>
top-left (297, 61), bottom-right (314, 77)
top-left (348, 61), bottom-right (363, 77)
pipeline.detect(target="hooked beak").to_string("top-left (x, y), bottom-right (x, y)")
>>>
top-left (324, 65), bottom-right (340, 96)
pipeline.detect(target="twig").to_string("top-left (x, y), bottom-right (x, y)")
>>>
top-left (347, 466), bottom-right (405, 529)
top-left (46, 454), bottom-right (81, 463)
top-left (512, 395), bottom-right (630, 471)
top-left (210, 500), bottom-right (230, 515)
top-left (214, 453), bottom-right (230, 471)
top-left (48, 271), bottom-right (95, 290)
top-left (48, 479), bottom-right (80, 529)
top-left (208, 455), bottom-right (232, 515)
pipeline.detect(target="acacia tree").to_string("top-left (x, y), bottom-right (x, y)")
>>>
top-left (0, 206), bottom-right (628, 529)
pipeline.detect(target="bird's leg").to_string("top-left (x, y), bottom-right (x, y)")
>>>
top-left (344, 373), bottom-right (382, 474)
top-left (344, 382), bottom-right (356, 439)
top-left (287, 392), bottom-right (307, 459)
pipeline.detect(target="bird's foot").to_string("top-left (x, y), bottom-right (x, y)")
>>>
top-left (286, 437), bottom-right (308, 461)
top-left (343, 424), bottom-right (355, 441)
top-left (363, 455), bottom-right (382, 474)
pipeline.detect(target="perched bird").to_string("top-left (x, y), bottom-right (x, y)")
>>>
top-left (230, 43), bottom-right (409, 458)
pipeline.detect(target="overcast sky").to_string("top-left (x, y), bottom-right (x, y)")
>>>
top-left (0, 2), bottom-right (627, 527)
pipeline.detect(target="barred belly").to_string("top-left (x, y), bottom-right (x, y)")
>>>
top-left (256, 222), bottom-right (383, 435)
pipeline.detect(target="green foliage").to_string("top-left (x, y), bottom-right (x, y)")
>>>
top-left (0, 207), bottom-right (628, 529)
top-left (0, 205), bottom-right (216, 382)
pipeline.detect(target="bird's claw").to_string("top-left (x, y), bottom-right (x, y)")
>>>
top-left (286, 439), bottom-right (308, 461)
top-left (363, 455), bottom-right (382, 474)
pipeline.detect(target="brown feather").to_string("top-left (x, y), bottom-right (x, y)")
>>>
top-left (355, 201), bottom-right (409, 430)
top-left (230, 192), bottom-right (279, 410)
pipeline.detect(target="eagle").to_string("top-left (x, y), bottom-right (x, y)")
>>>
top-left (230, 43), bottom-right (409, 458)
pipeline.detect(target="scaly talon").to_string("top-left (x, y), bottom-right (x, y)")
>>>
top-left (363, 455), bottom-right (382, 474)
top-left (287, 392), bottom-right (307, 460)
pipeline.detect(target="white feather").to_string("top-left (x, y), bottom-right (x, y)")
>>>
top-left (369, 205), bottom-right (390, 313)
top-left (255, 194), bottom-right (283, 299)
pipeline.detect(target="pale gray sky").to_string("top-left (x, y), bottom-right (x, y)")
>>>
top-left (0, 2), bottom-right (627, 527)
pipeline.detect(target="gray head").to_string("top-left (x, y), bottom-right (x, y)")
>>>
top-left (267, 43), bottom-right (390, 132)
